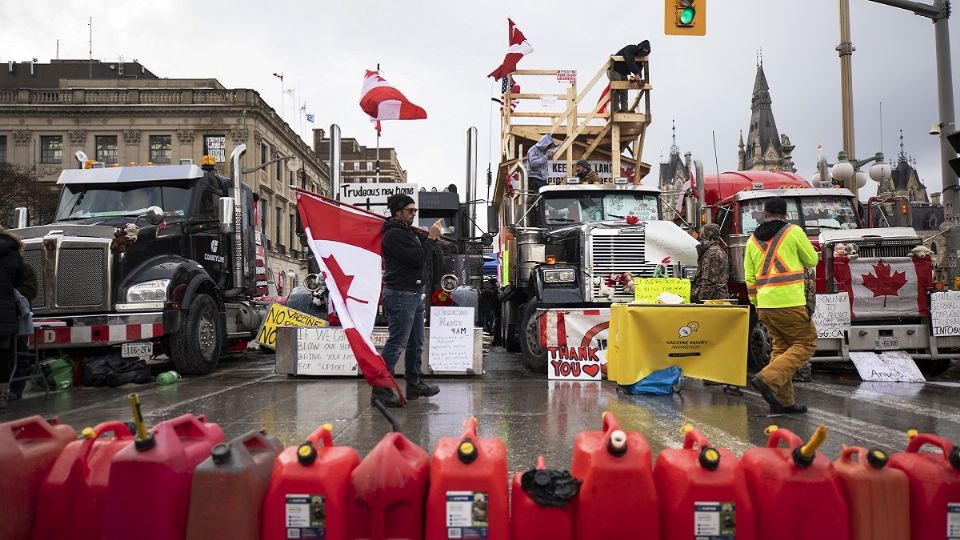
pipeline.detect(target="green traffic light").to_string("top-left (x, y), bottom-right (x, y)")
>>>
top-left (679, 6), bottom-right (696, 25)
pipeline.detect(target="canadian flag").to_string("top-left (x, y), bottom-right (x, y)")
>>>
top-left (359, 70), bottom-right (427, 134)
top-left (848, 257), bottom-right (924, 319)
top-left (488, 18), bottom-right (534, 80)
top-left (295, 190), bottom-right (405, 403)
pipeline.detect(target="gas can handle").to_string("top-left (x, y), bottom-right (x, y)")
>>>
top-left (906, 432), bottom-right (956, 458)
top-left (682, 425), bottom-right (711, 450)
top-left (78, 421), bottom-right (135, 474)
top-left (461, 417), bottom-right (479, 440)
top-left (765, 427), bottom-right (804, 449)
top-left (601, 411), bottom-right (620, 433)
top-left (839, 445), bottom-right (865, 464)
top-left (306, 424), bottom-right (334, 448)
top-left (2, 415), bottom-right (61, 442)
top-left (238, 429), bottom-right (276, 454)
top-left (168, 413), bottom-right (211, 440)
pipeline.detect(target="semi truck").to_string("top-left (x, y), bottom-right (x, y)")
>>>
top-left (13, 146), bottom-right (269, 375)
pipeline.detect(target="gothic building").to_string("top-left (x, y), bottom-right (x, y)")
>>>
top-left (878, 131), bottom-right (930, 204)
top-left (737, 62), bottom-right (796, 173)
top-left (658, 121), bottom-right (692, 221)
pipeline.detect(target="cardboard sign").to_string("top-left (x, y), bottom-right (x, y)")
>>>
top-left (295, 327), bottom-right (359, 376)
top-left (813, 293), bottom-right (851, 339)
top-left (428, 307), bottom-right (475, 372)
top-left (849, 351), bottom-right (926, 383)
top-left (556, 70), bottom-right (577, 82)
top-left (541, 309), bottom-right (609, 381)
top-left (256, 304), bottom-right (327, 350)
top-left (339, 183), bottom-right (419, 217)
top-left (931, 291), bottom-right (960, 337)
top-left (632, 277), bottom-right (691, 304)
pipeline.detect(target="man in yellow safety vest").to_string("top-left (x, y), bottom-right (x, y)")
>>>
top-left (745, 197), bottom-right (819, 414)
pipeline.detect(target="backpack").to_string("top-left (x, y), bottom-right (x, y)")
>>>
top-left (620, 366), bottom-right (684, 395)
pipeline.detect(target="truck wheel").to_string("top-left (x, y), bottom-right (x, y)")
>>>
top-left (520, 301), bottom-right (548, 373)
top-left (169, 294), bottom-right (222, 375)
top-left (919, 358), bottom-right (951, 377)
top-left (748, 320), bottom-right (772, 371)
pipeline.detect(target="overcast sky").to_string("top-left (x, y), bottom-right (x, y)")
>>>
top-left (3, 0), bottom-right (958, 203)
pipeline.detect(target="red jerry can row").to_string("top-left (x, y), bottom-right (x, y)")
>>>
top-left (0, 416), bottom-right (75, 540)
top-left (834, 445), bottom-right (910, 540)
top-left (350, 432), bottom-right (430, 540)
top-left (185, 430), bottom-right (284, 540)
top-left (426, 417), bottom-right (509, 540)
top-left (101, 410), bottom-right (224, 540)
top-left (262, 424), bottom-right (360, 540)
top-left (32, 421), bottom-right (134, 540)
top-left (655, 425), bottom-right (755, 540)
top-left (510, 456), bottom-right (577, 540)
top-left (742, 425), bottom-right (850, 540)
top-left (888, 430), bottom-right (960, 540)
top-left (571, 411), bottom-right (658, 538)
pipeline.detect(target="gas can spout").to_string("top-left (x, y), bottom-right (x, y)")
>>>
top-left (794, 425), bottom-right (827, 467)
top-left (127, 393), bottom-right (155, 451)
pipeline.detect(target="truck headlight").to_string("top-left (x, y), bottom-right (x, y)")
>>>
top-left (543, 269), bottom-right (577, 283)
top-left (126, 279), bottom-right (170, 303)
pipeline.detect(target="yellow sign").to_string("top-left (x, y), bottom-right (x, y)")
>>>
top-left (632, 277), bottom-right (691, 303)
top-left (607, 303), bottom-right (748, 386)
top-left (256, 304), bottom-right (327, 350)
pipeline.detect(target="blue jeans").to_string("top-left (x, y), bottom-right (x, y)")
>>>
top-left (381, 288), bottom-right (425, 377)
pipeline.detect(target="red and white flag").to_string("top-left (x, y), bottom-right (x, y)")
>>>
top-left (488, 18), bottom-right (534, 80)
top-left (848, 257), bottom-right (924, 319)
top-left (360, 70), bottom-right (427, 134)
top-left (295, 190), bottom-right (405, 403)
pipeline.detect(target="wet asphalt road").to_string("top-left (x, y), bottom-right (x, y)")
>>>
top-left (4, 347), bottom-right (960, 471)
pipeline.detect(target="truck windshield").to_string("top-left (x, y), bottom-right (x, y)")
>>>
top-left (543, 192), bottom-right (659, 225)
top-left (798, 196), bottom-right (858, 231)
top-left (740, 198), bottom-right (802, 234)
top-left (418, 216), bottom-right (457, 236)
top-left (55, 183), bottom-right (193, 221)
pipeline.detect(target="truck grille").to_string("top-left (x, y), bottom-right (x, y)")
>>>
top-left (589, 231), bottom-right (678, 300)
top-left (854, 239), bottom-right (920, 259)
top-left (22, 249), bottom-right (45, 309)
top-left (57, 248), bottom-right (106, 307)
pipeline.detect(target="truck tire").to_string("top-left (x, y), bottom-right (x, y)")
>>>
top-left (169, 294), bottom-right (222, 375)
top-left (919, 358), bottom-right (951, 377)
top-left (520, 301), bottom-right (548, 373)
top-left (502, 303), bottom-right (521, 353)
top-left (748, 320), bottom-right (772, 371)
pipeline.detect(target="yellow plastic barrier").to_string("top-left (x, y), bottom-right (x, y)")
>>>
top-left (606, 303), bottom-right (749, 386)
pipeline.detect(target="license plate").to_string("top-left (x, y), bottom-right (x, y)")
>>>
top-left (122, 342), bottom-right (153, 358)
top-left (876, 337), bottom-right (900, 350)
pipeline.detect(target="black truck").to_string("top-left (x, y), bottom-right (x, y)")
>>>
top-left (13, 146), bottom-right (267, 375)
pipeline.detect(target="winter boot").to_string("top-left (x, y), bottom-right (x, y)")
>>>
top-left (406, 376), bottom-right (440, 400)
top-left (371, 387), bottom-right (402, 408)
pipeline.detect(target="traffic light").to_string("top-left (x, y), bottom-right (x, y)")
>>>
top-left (665, 0), bottom-right (706, 36)
top-left (948, 130), bottom-right (960, 177)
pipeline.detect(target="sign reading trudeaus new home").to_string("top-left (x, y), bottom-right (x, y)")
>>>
top-left (339, 183), bottom-right (419, 217)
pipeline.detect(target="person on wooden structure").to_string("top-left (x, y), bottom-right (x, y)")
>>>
top-left (574, 160), bottom-right (603, 185)
top-left (608, 40), bottom-right (651, 113)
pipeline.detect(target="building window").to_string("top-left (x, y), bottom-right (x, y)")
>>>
top-left (203, 135), bottom-right (226, 163)
top-left (276, 155), bottom-right (283, 182)
top-left (289, 213), bottom-right (296, 251)
top-left (366, 162), bottom-right (373, 171)
top-left (260, 142), bottom-right (269, 165)
top-left (0, 135), bottom-right (6, 162)
top-left (40, 135), bottom-right (63, 164)
top-left (275, 206), bottom-right (283, 250)
top-left (149, 135), bottom-right (172, 164)
top-left (259, 197), bottom-right (268, 235)
top-left (95, 135), bottom-right (118, 164)
top-left (353, 162), bottom-right (360, 171)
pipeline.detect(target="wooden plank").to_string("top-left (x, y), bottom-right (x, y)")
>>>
top-left (566, 84), bottom-right (574, 172)
top-left (612, 112), bottom-right (648, 123)
top-left (510, 92), bottom-right (570, 100)
top-left (512, 69), bottom-right (569, 76)
top-left (550, 88), bottom-right (612, 159)
top-left (582, 122), bottom-right (612, 160)
top-left (544, 60), bottom-right (611, 136)
top-left (612, 122), bottom-right (621, 178)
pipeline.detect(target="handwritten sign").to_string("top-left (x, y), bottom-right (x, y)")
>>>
top-left (813, 293), bottom-right (851, 339)
top-left (429, 307), bottom-right (475, 372)
top-left (931, 291), bottom-right (960, 337)
top-left (295, 327), bottom-right (359, 376)
top-left (256, 304), bottom-right (327, 350)
top-left (556, 70), bottom-right (577, 83)
top-left (339, 183), bottom-right (419, 217)
top-left (542, 309), bottom-right (607, 381)
top-left (849, 351), bottom-right (925, 383)
top-left (632, 278), bottom-right (691, 304)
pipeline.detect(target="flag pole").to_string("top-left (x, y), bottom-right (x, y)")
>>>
top-left (376, 63), bottom-right (382, 183)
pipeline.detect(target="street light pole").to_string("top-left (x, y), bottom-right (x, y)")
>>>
top-left (838, 0), bottom-right (857, 179)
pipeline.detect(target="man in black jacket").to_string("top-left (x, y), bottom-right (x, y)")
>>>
top-left (376, 194), bottom-right (442, 407)
top-left (608, 40), bottom-right (651, 112)
top-left (0, 228), bottom-right (25, 410)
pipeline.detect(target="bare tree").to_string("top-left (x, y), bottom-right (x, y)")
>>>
top-left (0, 162), bottom-right (59, 227)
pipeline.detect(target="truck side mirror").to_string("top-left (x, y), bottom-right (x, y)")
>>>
top-left (144, 206), bottom-right (165, 226)
top-left (218, 197), bottom-right (235, 233)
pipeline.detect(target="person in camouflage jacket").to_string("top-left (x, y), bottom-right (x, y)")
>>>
top-left (691, 223), bottom-right (729, 302)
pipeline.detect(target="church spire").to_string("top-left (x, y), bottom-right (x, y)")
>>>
top-left (743, 60), bottom-right (783, 170)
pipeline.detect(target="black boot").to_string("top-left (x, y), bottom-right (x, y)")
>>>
top-left (406, 376), bottom-right (440, 400)
top-left (371, 387), bottom-right (402, 408)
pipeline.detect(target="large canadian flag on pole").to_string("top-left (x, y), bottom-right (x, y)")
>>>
top-left (295, 190), bottom-right (405, 403)
top-left (360, 70), bottom-right (427, 134)
top-left (488, 18), bottom-right (534, 80)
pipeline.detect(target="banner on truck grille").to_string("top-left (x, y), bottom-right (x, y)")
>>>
top-left (540, 309), bottom-right (609, 381)
top-left (848, 257), bottom-right (921, 318)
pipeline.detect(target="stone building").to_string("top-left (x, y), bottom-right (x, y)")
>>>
top-left (313, 128), bottom-right (407, 187)
top-left (879, 132), bottom-right (930, 204)
top-left (737, 62), bottom-right (796, 173)
top-left (657, 121), bottom-right (692, 221)
top-left (0, 59), bottom-right (328, 282)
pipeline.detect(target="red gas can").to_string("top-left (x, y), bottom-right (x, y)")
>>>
top-left (349, 432), bottom-right (430, 540)
top-left (101, 413), bottom-right (225, 540)
top-left (262, 424), bottom-right (360, 540)
top-left (570, 411), bottom-right (659, 539)
top-left (32, 421), bottom-right (134, 540)
top-left (834, 445), bottom-right (910, 540)
top-left (185, 429), bottom-right (284, 540)
top-left (887, 430), bottom-right (960, 540)
top-left (654, 425), bottom-right (755, 540)
top-left (510, 456), bottom-right (576, 540)
top-left (741, 425), bottom-right (849, 540)
top-left (0, 415), bottom-right (75, 540)
top-left (425, 417), bottom-right (509, 540)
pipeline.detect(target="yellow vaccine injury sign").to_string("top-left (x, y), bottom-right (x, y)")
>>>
top-left (256, 303), bottom-right (327, 350)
